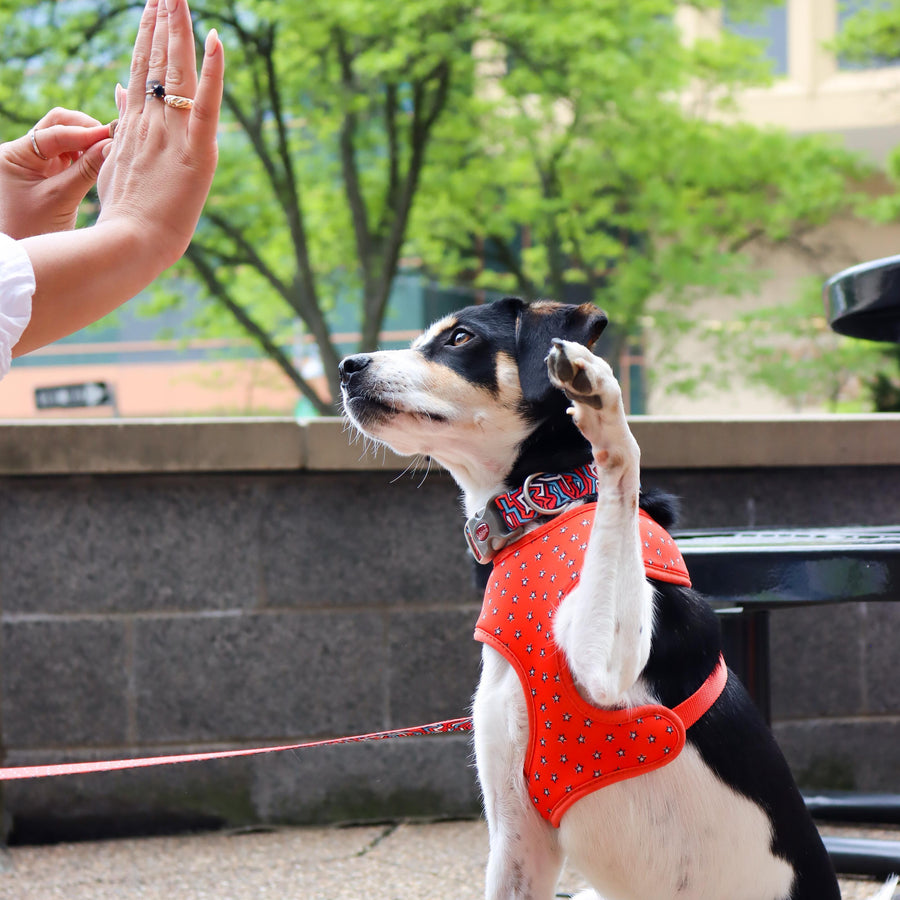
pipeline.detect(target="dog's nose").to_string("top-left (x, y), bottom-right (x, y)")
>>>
top-left (339, 354), bottom-right (371, 386)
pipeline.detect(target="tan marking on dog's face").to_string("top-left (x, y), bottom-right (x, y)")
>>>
top-left (528, 300), bottom-right (565, 314)
top-left (513, 300), bottom-right (564, 342)
top-left (341, 335), bottom-right (532, 503)
top-left (412, 315), bottom-right (457, 351)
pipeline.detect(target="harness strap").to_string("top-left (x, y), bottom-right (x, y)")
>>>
top-left (673, 654), bottom-right (728, 728)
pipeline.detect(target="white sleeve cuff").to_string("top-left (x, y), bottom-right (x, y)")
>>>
top-left (0, 232), bottom-right (36, 380)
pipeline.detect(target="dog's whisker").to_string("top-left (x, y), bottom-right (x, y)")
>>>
top-left (415, 455), bottom-right (432, 489)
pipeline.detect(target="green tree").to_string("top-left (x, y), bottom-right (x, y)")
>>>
top-left (0, 0), bottom-right (866, 413)
top-left (701, 277), bottom-right (887, 412)
top-left (834, 5), bottom-right (900, 224)
top-left (409, 2), bottom-right (868, 370)
top-left (867, 347), bottom-right (900, 411)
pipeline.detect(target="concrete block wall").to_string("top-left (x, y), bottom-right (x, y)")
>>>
top-left (0, 417), bottom-right (898, 841)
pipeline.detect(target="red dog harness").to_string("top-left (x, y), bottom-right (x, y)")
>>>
top-left (474, 502), bottom-right (727, 826)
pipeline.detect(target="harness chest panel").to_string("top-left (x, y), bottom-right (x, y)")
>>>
top-left (473, 502), bottom-right (725, 826)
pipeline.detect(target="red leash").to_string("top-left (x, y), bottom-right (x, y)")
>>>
top-left (0, 717), bottom-right (474, 781)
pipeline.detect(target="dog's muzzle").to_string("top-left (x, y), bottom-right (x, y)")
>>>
top-left (339, 354), bottom-right (371, 388)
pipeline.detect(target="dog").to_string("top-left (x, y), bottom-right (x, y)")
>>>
top-left (339, 297), bottom-right (891, 900)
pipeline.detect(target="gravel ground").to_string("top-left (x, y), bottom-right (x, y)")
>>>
top-left (0, 819), bottom-right (896, 899)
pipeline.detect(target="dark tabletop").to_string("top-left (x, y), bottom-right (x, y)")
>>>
top-left (676, 526), bottom-right (900, 609)
top-left (825, 254), bottom-right (900, 342)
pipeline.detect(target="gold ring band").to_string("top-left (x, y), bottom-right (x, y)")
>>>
top-left (28, 127), bottom-right (49, 161)
top-left (163, 94), bottom-right (194, 110)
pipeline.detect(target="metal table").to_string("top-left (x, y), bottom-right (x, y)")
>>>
top-left (674, 514), bottom-right (900, 878)
top-left (679, 526), bottom-right (900, 723)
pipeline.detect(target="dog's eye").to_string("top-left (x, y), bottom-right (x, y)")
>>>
top-left (448, 328), bottom-right (474, 347)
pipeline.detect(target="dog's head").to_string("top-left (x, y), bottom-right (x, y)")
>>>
top-left (340, 297), bottom-right (608, 505)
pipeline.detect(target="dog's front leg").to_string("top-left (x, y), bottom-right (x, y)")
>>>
top-left (474, 647), bottom-right (564, 899)
top-left (546, 340), bottom-right (652, 707)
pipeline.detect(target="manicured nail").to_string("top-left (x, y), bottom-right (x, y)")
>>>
top-left (205, 28), bottom-right (219, 56)
top-left (168, 0), bottom-right (179, 12)
top-left (114, 83), bottom-right (124, 114)
top-left (102, 142), bottom-right (113, 159)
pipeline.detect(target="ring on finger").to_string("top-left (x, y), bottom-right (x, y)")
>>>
top-left (27, 127), bottom-right (49, 161)
top-left (145, 80), bottom-right (166, 99)
top-left (163, 94), bottom-right (193, 110)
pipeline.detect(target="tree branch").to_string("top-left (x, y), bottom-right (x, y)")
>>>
top-left (379, 82), bottom-right (401, 242)
top-left (259, 23), bottom-right (325, 331)
top-left (360, 60), bottom-right (453, 348)
top-left (184, 246), bottom-right (332, 414)
top-left (486, 234), bottom-right (537, 296)
top-left (334, 27), bottom-right (375, 292)
top-left (203, 211), bottom-right (295, 307)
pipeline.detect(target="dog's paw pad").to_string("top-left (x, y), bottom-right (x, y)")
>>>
top-left (547, 339), bottom-right (618, 412)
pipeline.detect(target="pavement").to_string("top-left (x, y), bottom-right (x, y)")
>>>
top-left (0, 818), bottom-right (897, 900)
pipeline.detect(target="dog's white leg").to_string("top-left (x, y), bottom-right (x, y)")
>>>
top-left (474, 647), bottom-right (564, 899)
top-left (546, 339), bottom-right (652, 707)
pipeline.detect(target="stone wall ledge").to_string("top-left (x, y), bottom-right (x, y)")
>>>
top-left (1, 414), bottom-right (898, 475)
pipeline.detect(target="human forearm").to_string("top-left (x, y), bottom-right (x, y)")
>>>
top-left (12, 220), bottom-right (169, 357)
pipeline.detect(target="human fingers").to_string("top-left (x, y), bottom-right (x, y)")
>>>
top-left (188, 28), bottom-right (224, 151)
top-left (145, 0), bottom-right (171, 107)
top-left (125, 0), bottom-right (160, 114)
top-left (163, 0), bottom-right (199, 103)
top-left (35, 107), bottom-right (103, 130)
top-left (42, 140), bottom-right (111, 224)
top-left (26, 123), bottom-right (113, 163)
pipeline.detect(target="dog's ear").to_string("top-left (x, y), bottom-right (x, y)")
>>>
top-left (516, 301), bottom-right (609, 405)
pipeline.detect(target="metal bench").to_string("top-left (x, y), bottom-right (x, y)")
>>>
top-left (676, 526), bottom-right (900, 878)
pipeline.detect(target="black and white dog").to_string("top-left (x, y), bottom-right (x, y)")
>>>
top-left (339, 297), bottom-right (890, 900)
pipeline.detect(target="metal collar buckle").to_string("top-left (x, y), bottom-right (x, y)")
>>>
top-left (464, 500), bottom-right (522, 565)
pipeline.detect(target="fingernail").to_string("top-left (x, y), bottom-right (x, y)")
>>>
top-left (114, 83), bottom-right (124, 113)
top-left (168, 0), bottom-right (179, 12)
top-left (102, 142), bottom-right (113, 159)
top-left (205, 28), bottom-right (219, 56)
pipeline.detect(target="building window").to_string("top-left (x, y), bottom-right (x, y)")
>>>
top-left (837, 0), bottom-right (899, 70)
top-left (723, 2), bottom-right (789, 76)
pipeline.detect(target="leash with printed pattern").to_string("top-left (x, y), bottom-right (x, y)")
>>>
top-left (0, 717), bottom-right (474, 781)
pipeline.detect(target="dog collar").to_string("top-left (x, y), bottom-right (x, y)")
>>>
top-left (465, 464), bottom-right (599, 564)
top-left (467, 484), bottom-right (692, 586)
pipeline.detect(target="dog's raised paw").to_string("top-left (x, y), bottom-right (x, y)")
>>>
top-left (546, 338), bottom-right (621, 412)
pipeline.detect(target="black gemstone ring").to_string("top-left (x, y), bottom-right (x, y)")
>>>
top-left (145, 80), bottom-right (166, 99)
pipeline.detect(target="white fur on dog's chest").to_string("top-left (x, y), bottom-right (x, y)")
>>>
top-left (559, 744), bottom-right (795, 900)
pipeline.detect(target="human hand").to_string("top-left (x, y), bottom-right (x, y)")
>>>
top-left (96, 0), bottom-right (224, 270)
top-left (0, 109), bottom-right (113, 239)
